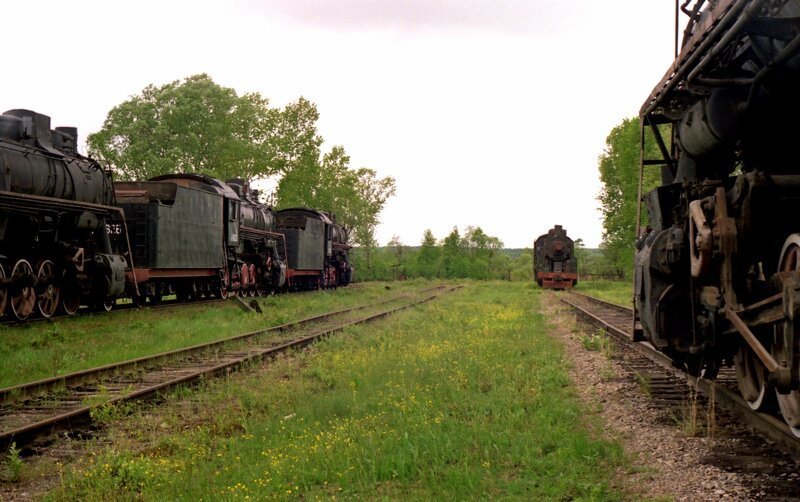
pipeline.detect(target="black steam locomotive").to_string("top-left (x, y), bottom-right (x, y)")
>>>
top-left (635, 0), bottom-right (800, 434)
top-left (533, 225), bottom-right (577, 289)
top-left (0, 108), bottom-right (352, 319)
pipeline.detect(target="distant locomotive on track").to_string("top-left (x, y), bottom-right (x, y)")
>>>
top-left (533, 225), bottom-right (577, 289)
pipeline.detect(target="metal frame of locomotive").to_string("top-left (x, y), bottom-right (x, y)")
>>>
top-left (634, 0), bottom-right (800, 435)
top-left (0, 108), bottom-right (353, 320)
top-left (534, 225), bottom-right (578, 289)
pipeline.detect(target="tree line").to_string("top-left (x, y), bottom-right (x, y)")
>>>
top-left (351, 227), bottom-right (536, 282)
top-left (87, 74), bottom-right (395, 249)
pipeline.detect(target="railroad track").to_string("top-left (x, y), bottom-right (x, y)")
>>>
top-left (0, 284), bottom-right (459, 451)
top-left (559, 291), bottom-right (800, 454)
top-left (558, 291), bottom-right (800, 497)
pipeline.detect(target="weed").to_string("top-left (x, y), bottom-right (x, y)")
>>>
top-left (90, 400), bottom-right (137, 424)
top-left (580, 330), bottom-right (612, 356)
top-left (706, 385), bottom-right (716, 438)
top-left (599, 363), bottom-right (616, 382)
top-left (3, 442), bottom-right (22, 482)
top-left (681, 386), bottom-right (699, 436)
top-left (633, 373), bottom-right (651, 396)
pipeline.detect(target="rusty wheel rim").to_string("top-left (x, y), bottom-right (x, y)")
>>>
top-left (36, 260), bottom-right (60, 318)
top-left (10, 259), bottom-right (36, 320)
top-left (61, 290), bottom-right (81, 315)
top-left (774, 239), bottom-right (800, 434)
top-left (734, 345), bottom-right (769, 410)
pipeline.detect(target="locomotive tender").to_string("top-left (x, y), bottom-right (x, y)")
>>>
top-left (534, 225), bottom-right (577, 289)
top-left (0, 108), bottom-right (352, 319)
top-left (635, 0), bottom-right (800, 434)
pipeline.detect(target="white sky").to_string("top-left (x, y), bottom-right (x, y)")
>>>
top-left (3, 0), bottom-right (681, 248)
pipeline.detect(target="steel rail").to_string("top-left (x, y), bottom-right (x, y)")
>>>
top-left (0, 285), bottom-right (460, 450)
top-left (0, 285), bottom-right (448, 403)
top-left (559, 292), bottom-right (800, 455)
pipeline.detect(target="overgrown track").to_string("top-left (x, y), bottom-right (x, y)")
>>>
top-left (560, 291), bottom-right (800, 497)
top-left (560, 291), bottom-right (800, 454)
top-left (0, 285), bottom-right (460, 451)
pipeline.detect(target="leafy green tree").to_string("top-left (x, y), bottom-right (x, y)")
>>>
top-left (597, 117), bottom-right (661, 277)
top-left (415, 229), bottom-right (441, 278)
top-left (88, 74), bottom-right (281, 181)
top-left (441, 227), bottom-right (465, 278)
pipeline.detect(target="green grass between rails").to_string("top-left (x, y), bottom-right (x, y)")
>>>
top-left (47, 281), bottom-right (626, 500)
top-left (0, 280), bottom-right (435, 389)
top-left (574, 280), bottom-right (632, 308)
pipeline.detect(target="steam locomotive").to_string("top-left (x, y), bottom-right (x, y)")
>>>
top-left (0, 108), bottom-right (352, 320)
top-left (635, 0), bottom-right (800, 434)
top-left (534, 225), bottom-right (577, 289)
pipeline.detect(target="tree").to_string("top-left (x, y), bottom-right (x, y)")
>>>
top-left (597, 117), bottom-right (661, 277)
top-left (88, 74), bottom-right (281, 181)
top-left (91, 74), bottom-right (397, 250)
top-left (415, 229), bottom-right (441, 278)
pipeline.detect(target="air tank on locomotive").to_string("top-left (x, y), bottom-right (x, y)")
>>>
top-left (0, 109), bottom-right (127, 319)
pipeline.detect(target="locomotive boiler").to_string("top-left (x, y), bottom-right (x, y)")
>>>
top-left (635, 0), bottom-right (800, 434)
top-left (534, 225), bottom-right (578, 289)
top-left (0, 109), bottom-right (128, 319)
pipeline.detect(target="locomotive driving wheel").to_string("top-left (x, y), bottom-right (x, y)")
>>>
top-left (60, 289), bottom-right (81, 315)
top-left (10, 259), bottom-right (36, 320)
top-left (35, 260), bottom-right (60, 318)
top-left (734, 344), bottom-right (770, 411)
top-left (773, 234), bottom-right (800, 435)
top-left (215, 268), bottom-right (229, 299)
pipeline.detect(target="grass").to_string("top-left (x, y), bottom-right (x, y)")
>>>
top-left (574, 280), bottom-right (632, 307)
top-left (0, 280), bottom-right (434, 389)
top-left (46, 281), bottom-right (627, 500)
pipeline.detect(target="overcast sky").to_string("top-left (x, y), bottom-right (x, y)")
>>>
top-left (4, 0), bottom-right (681, 248)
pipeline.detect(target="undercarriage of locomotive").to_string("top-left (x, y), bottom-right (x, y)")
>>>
top-left (0, 209), bottom-right (126, 320)
top-left (636, 171), bottom-right (800, 433)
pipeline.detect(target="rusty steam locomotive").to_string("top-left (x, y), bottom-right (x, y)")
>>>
top-left (534, 225), bottom-right (578, 289)
top-left (635, 0), bottom-right (800, 435)
top-left (0, 108), bottom-right (352, 320)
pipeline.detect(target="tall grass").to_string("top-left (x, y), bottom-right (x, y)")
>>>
top-left (0, 280), bottom-right (434, 388)
top-left (49, 281), bottom-right (625, 500)
top-left (574, 280), bottom-right (632, 307)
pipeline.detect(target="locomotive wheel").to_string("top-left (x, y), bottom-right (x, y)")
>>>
top-left (773, 235), bottom-right (800, 434)
top-left (147, 294), bottom-right (162, 306)
top-left (734, 345), bottom-right (770, 410)
top-left (0, 263), bottom-right (8, 316)
top-left (215, 268), bottom-right (229, 299)
top-left (95, 300), bottom-right (115, 312)
top-left (772, 326), bottom-right (800, 435)
top-left (60, 290), bottom-right (81, 315)
top-left (10, 259), bottom-right (36, 320)
top-left (36, 260), bottom-right (60, 318)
